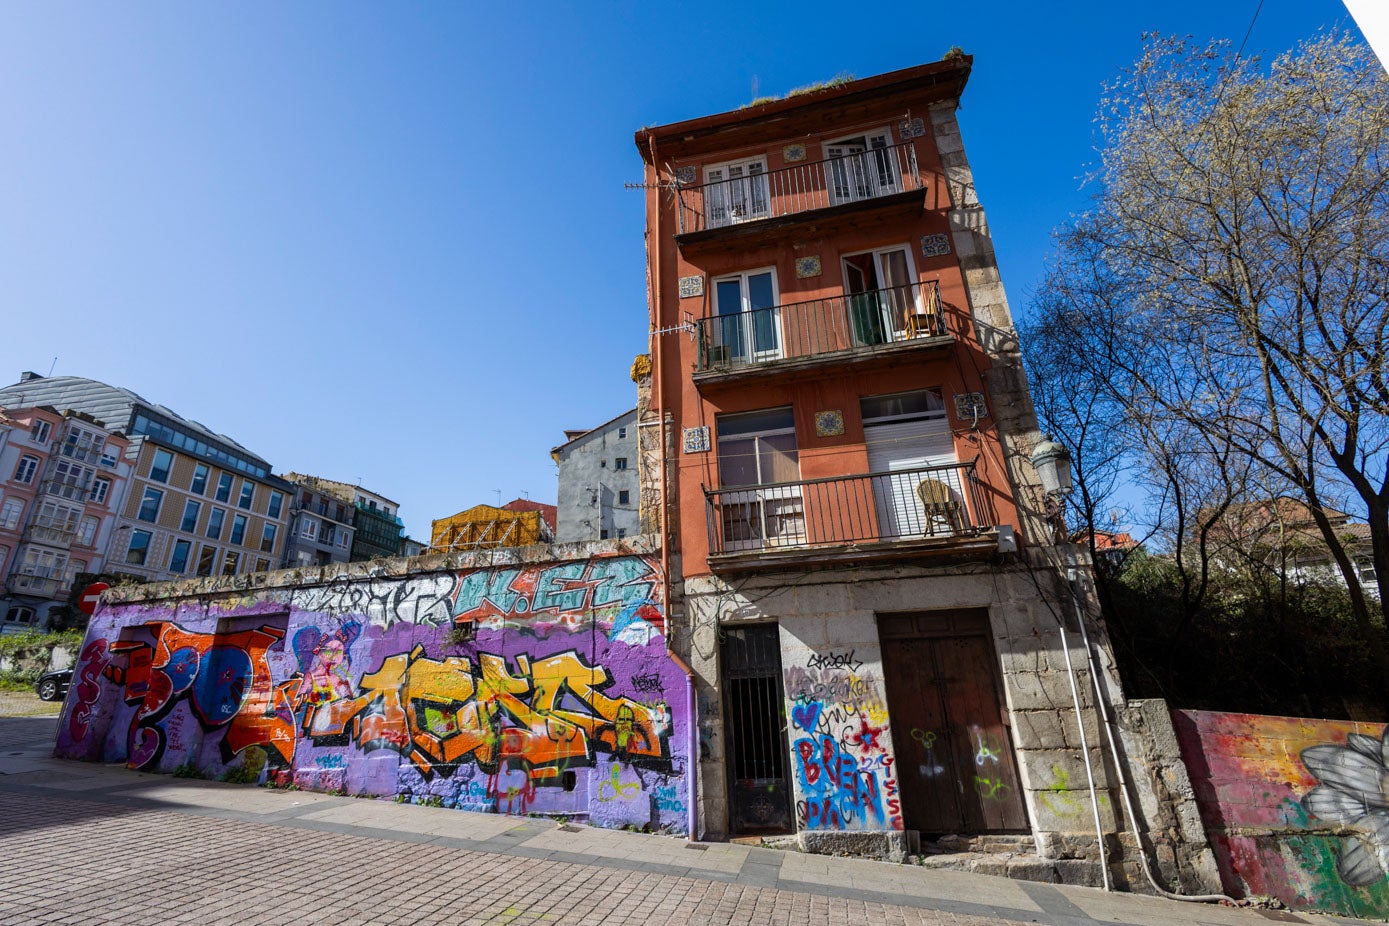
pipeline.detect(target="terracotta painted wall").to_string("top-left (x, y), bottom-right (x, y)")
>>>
top-left (1173, 709), bottom-right (1389, 918)
top-left (55, 551), bottom-right (691, 834)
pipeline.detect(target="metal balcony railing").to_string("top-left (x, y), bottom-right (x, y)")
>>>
top-left (696, 281), bottom-right (946, 373)
top-left (704, 460), bottom-right (993, 557)
top-left (23, 524), bottom-right (76, 547)
top-left (677, 140), bottom-right (923, 236)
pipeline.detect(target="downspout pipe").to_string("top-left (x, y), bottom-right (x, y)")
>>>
top-left (1066, 569), bottom-right (1233, 904)
top-left (647, 134), bottom-right (698, 842)
top-left (1052, 587), bottom-right (1112, 891)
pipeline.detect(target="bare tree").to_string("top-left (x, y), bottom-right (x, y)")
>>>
top-left (1027, 32), bottom-right (1389, 672)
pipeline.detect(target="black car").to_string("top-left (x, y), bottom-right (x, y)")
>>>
top-left (35, 668), bottom-right (73, 702)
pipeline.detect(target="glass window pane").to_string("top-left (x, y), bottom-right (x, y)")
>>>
top-left (718, 438), bottom-right (759, 486)
top-left (747, 272), bottom-right (776, 311)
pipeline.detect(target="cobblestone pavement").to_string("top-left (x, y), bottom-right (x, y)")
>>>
top-left (0, 717), bottom-right (1369, 926)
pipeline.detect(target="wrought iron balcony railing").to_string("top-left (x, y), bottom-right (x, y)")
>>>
top-left (676, 140), bottom-right (923, 236)
top-left (704, 460), bottom-right (993, 557)
top-left (696, 281), bottom-right (946, 374)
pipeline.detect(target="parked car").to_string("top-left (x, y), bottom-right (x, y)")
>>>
top-left (35, 668), bottom-right (73, 702)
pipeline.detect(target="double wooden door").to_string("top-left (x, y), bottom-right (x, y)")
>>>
top-left (879, 610), bottom-right (1028, 834)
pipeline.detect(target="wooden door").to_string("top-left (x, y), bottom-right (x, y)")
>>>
top-left (879, 610), bottom-right (1028, 834)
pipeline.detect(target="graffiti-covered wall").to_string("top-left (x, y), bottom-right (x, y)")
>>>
top-left (1174, 709), bottom-right (1389, 918)
top-left (56, 540), bottom-right (691, 833)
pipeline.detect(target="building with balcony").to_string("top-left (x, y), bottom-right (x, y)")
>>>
top-left (284, 476), bottom-right (405, 561)
top-left (552, 408), bottom-right (640, 542)
top-left (0, 374), bottom-right (293, 586)
top-left (280, 474), bottom-right (357, 568)
top-left (635, 59), bottom-right (1130, 874)
top-left (0, 404), bottom-right (133, 631)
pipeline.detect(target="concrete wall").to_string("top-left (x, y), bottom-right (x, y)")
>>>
top-left (55, 537), bottom-right (692, 834)
top-left (1174, 709), bottom-right (1389, 918)
top-left (555, 409), bottom-right (640, 543)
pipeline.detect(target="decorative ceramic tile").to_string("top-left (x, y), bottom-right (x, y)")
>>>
top-left (683, 426), bottom-right (710, 454)
top-left (921, 233), bottom-right (952, 258)
top-left (782, 144), bottom-right (807, 163)
top-left (795, 256), bottom-right (822, 279)
top-left (678, 275), bottom-right (704, 299)
top-left (954, 392), bottom-right (989, 421)
top-left (899, 117), bottom-right (927, 139)
top-left (814, 409), bottom-right (845, 438)
top-left (674, 166), bottom-right (697, 184)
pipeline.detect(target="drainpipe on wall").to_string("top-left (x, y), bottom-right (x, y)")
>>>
top-left (647, 134), bottom-right (699, 843)
top-left (1066, 569), bottom-right (1232, 904)
top-left (1052, 584), bottom-right (1112, 891)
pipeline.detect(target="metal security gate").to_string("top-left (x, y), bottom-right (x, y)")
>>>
top-left (722, 624), bottom-right (793, 834)
top-left (879, 610), bottom-right (1028, 834)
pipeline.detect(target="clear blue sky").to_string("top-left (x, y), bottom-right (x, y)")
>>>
top-left (0, 1), bottom-right (1365, 543)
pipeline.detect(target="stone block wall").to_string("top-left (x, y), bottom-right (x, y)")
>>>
top-left (55, 537), bottom-right (693, 834)
top-left (1173, 709), bottom-right (1389, 918)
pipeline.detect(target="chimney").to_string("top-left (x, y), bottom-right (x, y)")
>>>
top-left (19, 371), bottom-right (41, 382)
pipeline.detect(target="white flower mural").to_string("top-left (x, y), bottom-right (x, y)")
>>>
top-left (1301, 728), bottom-right (1389, 886)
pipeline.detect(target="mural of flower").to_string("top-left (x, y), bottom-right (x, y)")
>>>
top-left (1301, 728), bottom-right (1389, 886)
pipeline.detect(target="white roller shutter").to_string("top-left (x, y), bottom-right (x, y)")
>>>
top-left (865, 416), bottom-right (956, 538)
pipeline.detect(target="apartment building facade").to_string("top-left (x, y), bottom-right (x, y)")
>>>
top-left (636, 59), bottom-right (1130, 872)
top-left (0, 375), bottom-right (292, 585)
top-left (0, 405), bottom-right (133, 630)
top-left (282, 475), bottom-right (404, 561)
top-left (280, 474), bottom-right (357, 567)
top-left (553, 408), bottom-right (640, 542)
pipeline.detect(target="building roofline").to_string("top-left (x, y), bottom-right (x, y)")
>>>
top-left (550, 407), bottom-right (638, 456)
top-left (634, 56), bottom-right (971, 158)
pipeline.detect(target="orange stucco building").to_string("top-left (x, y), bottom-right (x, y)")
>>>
top-left (633, 58), bottom-right (1140, 880)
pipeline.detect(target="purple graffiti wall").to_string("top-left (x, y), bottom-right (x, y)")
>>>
top-left (54, 553), bottom-right (691, 834)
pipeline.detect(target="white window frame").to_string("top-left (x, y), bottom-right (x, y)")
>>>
top-left (710, 267), bottom-right (783, 365)
top-left (90, 477), bottom-right (112, 506)
top-left (0, 498), bottom-right (24, 530)
top-left (703, 155), bottom-right (770, 228)
top-left (716, 408), bottom-right (804, 551)
top-left (302, 517), bottom-right (318, 541)
top-left (30, 420), bottom-right (51, 444)
top-left (77, 517), bottom-right (98, 547)
top-left (180, 500), bottom-right (202, 533)
top-left (841, 243), bottom-right (921, 342)
top-left (14, 455), bottom-right (39, 484)
top-left (823, 126), bottom-right (899, 205)
top-left (4, 605), bottom-right (35, 625)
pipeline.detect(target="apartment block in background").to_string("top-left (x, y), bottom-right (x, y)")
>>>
top-left (283, 476), bottom-right (404, 561)
top-left (0, 374), bottom-right (292, 585)
top-left (636, 58), bottom-right (1133, 881)
top-left (279, 473), bottom-right (357, 568)
top-left (553, 408), bottom-right (640, 542)
top-left (0, 405), bottom-right (133, 631)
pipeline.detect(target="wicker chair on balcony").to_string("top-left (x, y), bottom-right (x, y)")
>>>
top-left (916, 477), bottom-right (963, 536)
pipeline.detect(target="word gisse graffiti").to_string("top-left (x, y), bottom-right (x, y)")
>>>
top-left (794, 735), bottom-right (885, 830)
top-left (452, 557), bottom-right (658, 629)
top-left (288, 645), bottom-right (673, 783)
top-left (67, 639), bottom-right (110, 744)
top-left (806, 650), bottom-right (863, 673)
top-left (105, 623), bottom-right (285, 770)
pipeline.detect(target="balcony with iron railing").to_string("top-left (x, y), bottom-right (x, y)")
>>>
top-left (703, 460), bottom-right (1000, 571)
top-left (694, 281), bottom-right (949, 384)
top-left (675, 141), bottom-right (924, 246)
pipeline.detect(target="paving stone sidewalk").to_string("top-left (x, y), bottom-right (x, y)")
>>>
top-left (0, 716), bottom-right (1371, 926)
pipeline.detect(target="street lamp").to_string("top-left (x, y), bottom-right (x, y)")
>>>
top-left (1030, 436), bottom-right (1074, 497)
